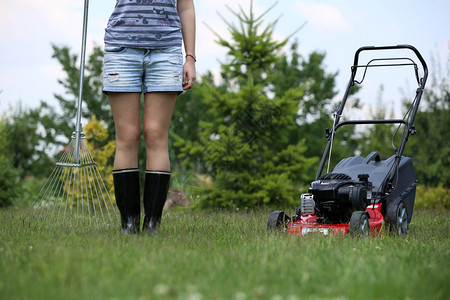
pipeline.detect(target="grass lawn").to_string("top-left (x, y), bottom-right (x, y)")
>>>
top-left (0, 207), bottom-right (448, 300)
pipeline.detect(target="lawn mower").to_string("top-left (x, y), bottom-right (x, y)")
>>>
top-left (268, 45), bottom-right (428, 236)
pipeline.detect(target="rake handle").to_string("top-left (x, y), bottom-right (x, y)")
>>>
top-left (74, 0), bottom-right (90, 164)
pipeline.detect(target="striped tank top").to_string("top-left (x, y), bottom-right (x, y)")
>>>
top-left (104, 0), bottom-right (182, 49)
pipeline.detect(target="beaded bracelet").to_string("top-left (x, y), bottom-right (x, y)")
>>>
top-left (185, 53), bottom-right (197, 62)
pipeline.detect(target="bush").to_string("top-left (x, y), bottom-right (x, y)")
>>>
top-left (415, 184), bottom-right (449, 210)
top-left (0, 154), bottom-right (21, 207)
top-left (84, 116), bottom-right (115, 198)
top-left (17, 177), bottom-right (48, 207)
top-left (0, 118), bottom-right (21, 207)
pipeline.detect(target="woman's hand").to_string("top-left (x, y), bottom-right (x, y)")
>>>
top-left (182, 56), bottom-right (196, 90)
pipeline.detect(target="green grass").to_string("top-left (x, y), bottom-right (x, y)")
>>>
top-left (0, 207), bottom-right (449, 300)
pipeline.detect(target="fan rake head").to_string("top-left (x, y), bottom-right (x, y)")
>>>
top-left (23, 132), bottom-right (119, 230)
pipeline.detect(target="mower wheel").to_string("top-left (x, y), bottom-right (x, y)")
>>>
top-left (267, 211), bottom-right (290, 231)
top-left (349, 211), bottom-right (369, 237)
top-left (386, 198), bottom-right (409, 235)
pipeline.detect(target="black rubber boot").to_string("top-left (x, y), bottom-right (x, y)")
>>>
top-left (113, 169), bottom-right (141, 235)
top-left (142, 170), bottom-right (171, 235)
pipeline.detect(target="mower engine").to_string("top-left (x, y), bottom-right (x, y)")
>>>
top-left (301, 173), bottom-right (372, 223)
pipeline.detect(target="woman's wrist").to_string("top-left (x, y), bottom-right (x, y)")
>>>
top-left (185, 53), bottom-right (196, 62)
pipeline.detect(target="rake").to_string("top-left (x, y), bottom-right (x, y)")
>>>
top-left (23, 0), bottom-right (119, 230)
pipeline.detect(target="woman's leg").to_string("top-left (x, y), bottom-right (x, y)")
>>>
top-left (143, 91), bottom-right (178, 171)
top-left (109, 92), bottom-right (142, 169)
top-left (109, 92), bottom-right (142, 234)
top-left (142, 91), bottom-right (177, 234)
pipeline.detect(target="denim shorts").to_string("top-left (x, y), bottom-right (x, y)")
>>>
top-left (102, 45), bottom-right (184, 94)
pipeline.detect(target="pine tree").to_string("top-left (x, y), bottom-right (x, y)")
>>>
top-left (175, 1), bottom-right (318, 209)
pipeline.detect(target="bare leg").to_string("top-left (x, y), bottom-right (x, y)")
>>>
top-left (108, 92), bottom-right (141, 170)
top-left (109, 92), bottom-right (142, 234)
top-left (142, 91), bottom-right (177, 234)
top-left (143, 92), bottom-right (178, 171)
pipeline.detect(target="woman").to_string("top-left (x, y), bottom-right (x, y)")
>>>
top-left (102, 0), bottom-right (196, 234)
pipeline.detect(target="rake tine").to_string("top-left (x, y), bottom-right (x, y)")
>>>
top-left (85, 165), bottom-right (97, 228)
top-left (43, 165), bottom-right (63, 229)
top-left (23, 161), bottom-right (63, 226)
top-left (58, 164), bottom-right (74, 230)
top-left (76, 162), bottom-right (80, 227)
top-left (80, 162), bottom-right (89, 228)
top-left (88, 166), bottom-right (100, 230)
top-left (57, 166), bottom-right (72, 228)
top-left (81, 144), bottom-right (92, 228)
top-left (82, 147), bottom-right (89, 227)
top-left (95, 165), bottom-right (119, 225)
top-left (80, 146), bottom-right (91, 227)
top-left (48, 142), bottom-right (75, 229)
top-left (44, 165), bottom-right (66, 229)
top-left (88, 167), bottom-right (103, 227)
top-left (24, 165), bottom-right (59, 227)
top-left (69, 166), bottom-right (77, 230)
top-left (86, 146), bottom-right (118, 227)
top-left (83, 165), bottom-right (92, 228)
top-left (85, 178), bottom-right (92, 227)
top-left (38, 164), bottom-right (67, 229)
top-left (83, 143), bottom-right (107, 228)
top-left (83, 147), bottom-right (101, 228)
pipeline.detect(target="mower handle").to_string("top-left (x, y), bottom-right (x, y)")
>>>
top-left (315, 44), bottom-right (428, 182)
top-left (353, 44), bottom-right (428, 78)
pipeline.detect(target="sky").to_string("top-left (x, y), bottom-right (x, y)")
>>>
top-left (0, 0), bottom-right (449, 118)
